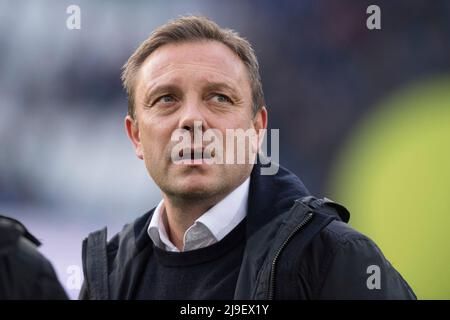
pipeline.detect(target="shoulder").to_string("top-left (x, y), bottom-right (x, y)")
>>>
top-left (0, 215), bottom-right (67, 299)
top-left (320, 219), bottom-right (375, 246)
top-left (308, 220), bottom-right (385, 279)
top-left (296, 219), bottom-right (377, 284)
top-left (83, 209), bottom-right (154, 265)
top-left (300, 219), bottom-right (416, 299)
top-left (304, 218), bottom-right (389, 275)
top-left (0, 215), bottom-right (43, 263)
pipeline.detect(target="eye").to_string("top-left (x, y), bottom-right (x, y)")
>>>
top-left (211, 94), bottom-right (232, 104)
top-left (154, 94), bottom-right (176, 105)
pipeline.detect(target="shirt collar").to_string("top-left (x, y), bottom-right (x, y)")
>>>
top-left (148, 200), bottom-right (179, 252)
top-left (196, 177), bottom-right (249, 241)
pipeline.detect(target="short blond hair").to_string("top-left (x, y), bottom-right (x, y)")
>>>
top-left (121, 15), bottom-right (265, 118)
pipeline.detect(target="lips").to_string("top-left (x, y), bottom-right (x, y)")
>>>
top-left (179, 148), bottom-right (215, 160)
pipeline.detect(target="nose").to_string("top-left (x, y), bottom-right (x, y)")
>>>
top-left (177, 97), bottom-right (208, 134)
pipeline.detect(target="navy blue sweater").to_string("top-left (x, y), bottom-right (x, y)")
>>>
top-left (135, 219), bottom-right (246, 300)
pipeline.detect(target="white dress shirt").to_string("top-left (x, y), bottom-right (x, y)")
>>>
top-left (147, 177), bottom-right (250, 252)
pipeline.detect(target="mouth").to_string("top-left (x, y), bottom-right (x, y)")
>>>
top-left (178, 148), bottom-right (215, 164)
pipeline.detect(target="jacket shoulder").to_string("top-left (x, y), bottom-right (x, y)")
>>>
top-left (0, 216), bottom-right (67, 299)
top-left (300, 220), bottom-right (416, 299)
top-left (83, 210), bottom-right (153, 260)
top-left (107, 210), bottom-right (153, 257)
top-left (321, 219), bottom-right (372, 244)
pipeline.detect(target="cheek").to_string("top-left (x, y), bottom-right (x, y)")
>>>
top-left (139, 122), bottom-right (172, 156)
top-left (216, 116), bottom-right (254, 134)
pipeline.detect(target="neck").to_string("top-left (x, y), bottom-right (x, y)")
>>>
top-left (161, 194), bottom-right (224, 251)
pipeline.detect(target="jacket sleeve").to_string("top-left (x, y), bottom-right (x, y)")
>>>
top-left (0, 236), bottom-right (68, 300)
top-left (32, 256), bottom-right (68, 300)
top-left (317, 235), bottom-right (416, 299)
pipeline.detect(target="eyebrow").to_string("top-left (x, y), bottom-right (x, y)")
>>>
top-left (143, 84), bottom-right (182, 105)
top-left (143, 81), bottom-right (240, 105)
top-left (202, 82), bottom-right (238, 94)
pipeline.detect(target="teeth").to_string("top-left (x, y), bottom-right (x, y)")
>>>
top-left (177, 148), bottom-right (215, 161)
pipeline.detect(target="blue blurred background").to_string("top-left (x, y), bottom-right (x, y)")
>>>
top-left (1, 0), bottom-right (449, 299)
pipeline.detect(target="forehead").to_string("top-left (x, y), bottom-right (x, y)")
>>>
top-left (137, 40), bottom-right (249, 88)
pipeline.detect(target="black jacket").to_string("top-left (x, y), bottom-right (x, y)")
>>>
top-left (79, 163), bottom-right (416, 299)
top-left (0, 215), bottom-right (68, 300)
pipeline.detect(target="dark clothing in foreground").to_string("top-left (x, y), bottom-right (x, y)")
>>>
top-left (80, 162), bottom-right (416, 300)
top-left (0, 215), bottom-right (68, 300)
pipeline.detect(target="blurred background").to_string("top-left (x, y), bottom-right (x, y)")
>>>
top-left (0, 0), bottom-right (449, 299)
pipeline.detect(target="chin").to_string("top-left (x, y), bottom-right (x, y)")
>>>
top-left (160, 165), bottom-right (223, 197)
top-left (175, 174), bottom-right (219, 195)
top-left (181, 177), bottom-right (212, 191)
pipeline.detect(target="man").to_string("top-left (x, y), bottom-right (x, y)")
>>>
top-left (79, 16), bottom-right (416, 299)
top-left (0, 215), bottom-right (68, 299)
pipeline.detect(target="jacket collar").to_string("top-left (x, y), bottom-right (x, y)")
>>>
top-left (245, 161), bottom-right (311, 238)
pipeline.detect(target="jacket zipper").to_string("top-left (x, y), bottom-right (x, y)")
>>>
top-left (267, 210), bottom-right (314, 300)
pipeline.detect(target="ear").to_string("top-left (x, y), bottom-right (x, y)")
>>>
top-left (252, 106), bottom-right (268, 152)
top-left (125, 115), bottom-right (144, 160)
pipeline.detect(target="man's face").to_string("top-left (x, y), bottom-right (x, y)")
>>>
top-left (126, 40), bottom-right (267, 201)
